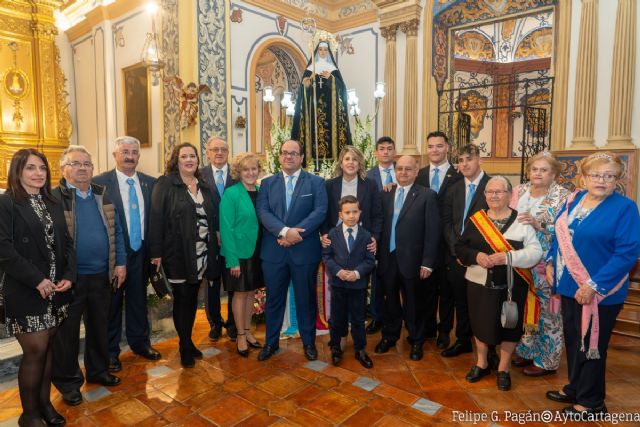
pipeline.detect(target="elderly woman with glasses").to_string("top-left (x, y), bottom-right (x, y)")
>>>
top-left (455, 176), bottom-right (542, 391)
top-left (545, 152), bottom-right (640, 415)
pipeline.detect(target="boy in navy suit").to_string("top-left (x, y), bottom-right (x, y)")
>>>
top-left (322, 195), bottom-right (376, 369)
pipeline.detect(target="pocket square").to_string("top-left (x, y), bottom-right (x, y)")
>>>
top-left (300, 193), bottom-right (313, 197)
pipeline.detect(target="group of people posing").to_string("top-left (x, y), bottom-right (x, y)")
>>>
top-left (0, 131), bottom-right (638, 427)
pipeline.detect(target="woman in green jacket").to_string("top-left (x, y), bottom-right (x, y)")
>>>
top-left (219, 153), bottom-right (264, 356)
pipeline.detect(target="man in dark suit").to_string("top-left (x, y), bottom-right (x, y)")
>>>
top-left (441, 144), bottom-right (492, 359)
top-left (364, 136), bottom-right (396, 334)
top-left (200, 136), bottom-right (237, 341)
top-left (93, 136), bottom-right (161, 372)
top-left (256, 139), bottom-right (328, 362)
top-left (375, 155), bottom-right (440, 361)
top-left (415, 131), bottom-right (462, 349)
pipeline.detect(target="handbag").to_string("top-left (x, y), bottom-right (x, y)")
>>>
top-left (149, 264), bottom-right (172, 299)
top-left (501, 252), bottom-right (519, 329)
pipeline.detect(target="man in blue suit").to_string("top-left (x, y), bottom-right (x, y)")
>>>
top-left (93, 136), bottom-right (161, 372)
top-left (256, 139), bottom-right (328, 361)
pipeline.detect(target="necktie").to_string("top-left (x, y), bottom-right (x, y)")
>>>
top-left (431, 167), bottom-right (440, 193)
top-left (383, 168), bottom-right (393, 185)
top-left (286, 175), bottom-right (294, 210)
top-left (461, 183), bottom-right (476, 233)
top-left (215, 170), bottom-right (225, 198)
top-left (126, 178), bottom-right (142, 251)
top-left (390, 187), bottom-right (404, 252)
top-left (347, 228), bottom-right (355, 253)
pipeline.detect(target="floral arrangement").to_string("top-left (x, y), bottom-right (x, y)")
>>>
top-left (264, 122), bottom-right (291, 175)
top-left (252, 288), bottom-right (267, 323)
top-left (353, 115), bottom-right (377, 170)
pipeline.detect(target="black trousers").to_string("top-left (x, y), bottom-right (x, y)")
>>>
top-left (380, 252), bottom-right (426, 345)
top-left (369, 268), bottom-right (385, 322)
top-left (172, 282), bottom-right (201, 352)
top-left (329, 286), bottom-right (367, 351)
top-left (53, 272), bottom-right (111, 393)
top-left (108, 248), bottom-right (151, 356)
top-left (205, 272), bottom-right (235, 329)
top-left (433, 266), bottom-right (454, 336)
top-left (561, 296), bottom-right (622, 408)
top-left (421, 268), bottom-right (444, 338)
top-left (445, 257), bottom-right (472, 344)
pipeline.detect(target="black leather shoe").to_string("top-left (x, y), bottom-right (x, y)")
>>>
top-left (209, 323), bottom-right (222, 341)
top-left (546, 390), bottom-right (576, 404)
top-left (441, 341), bottom-right (472, 357)
top-left (410, 343), bottom-right (423, 361)
top-left (180, 352), bottom-right (195, 368)
top-left (61, 390), bottom-right (82, 406)
top-left (487, 349), bottom-right (500, 371)
top-left (496, 371), bottom-right (511, 391)
top-left (257, 344), bottom-right (279, 361)
top-left (365, 320), bottom-right (383, 335)
top-left (87, 374), bottom-right (121, 387)
top-left (303, 345), bottom-right (318, 361)
top-left (355, 350), bottom-right (373, 369)
top-left (18, 414), bottom-right (46, 427)
top-left (108, 356), bottom-right (122, 373)
top-left (191, 346), bottom-right (203, 359)
top-left (512, 356), bottom-right (533, 368)
top-left (133, 346), bottom-right (161, 361)
top-left (330, 347), bottom-right (343, 366)
top-left (41, 403), bottom-right (66, 426)
top-left (562, 405), bottom-right (607, 415)
top-left (374, 338), bottom-right (395, 354)
top-left (465, 365), bottom-right (491, 383)
top-left (436, 334), bottom-right (450, 350)
top-left (245, 330), bottom-right (263, 349)
top-left (226, 324), bottom-right (238, 341)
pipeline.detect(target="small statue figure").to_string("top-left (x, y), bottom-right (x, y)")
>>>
top-left (164, 76), bottom-right (210, 129)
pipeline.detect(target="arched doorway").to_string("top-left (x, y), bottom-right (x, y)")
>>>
top-left (249, 40), bottom-right (306, 155)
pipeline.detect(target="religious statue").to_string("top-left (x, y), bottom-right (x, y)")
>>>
top-left (164, 75), bottom-right (211, 129)
top-left (291, 36), bottom-right (352, 169)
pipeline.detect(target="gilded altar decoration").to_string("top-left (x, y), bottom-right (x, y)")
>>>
top-left (54, 45), bottom-right (72, 140)
top-left (164, 75), bottom-right (211, 129)
top-left (3, 42), bottom-right (30, 127)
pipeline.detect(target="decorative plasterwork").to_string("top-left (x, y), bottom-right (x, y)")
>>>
top-left (161, 0), bottom-right (179, 161)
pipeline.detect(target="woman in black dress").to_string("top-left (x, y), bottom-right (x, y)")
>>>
top-left (219, 153), bottom-right (264, 356)
top-left (0, 149), bottom-right (75, 427)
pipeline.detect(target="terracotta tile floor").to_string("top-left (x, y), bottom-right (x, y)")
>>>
top-left (1, 310), bottom-right (639, 426)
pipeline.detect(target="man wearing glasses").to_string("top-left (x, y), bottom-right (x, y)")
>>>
top-left (52, 145), bottom-right (127, 406)
top-left (200, 136), bottom-right (237, 341)
top-left (256, 140), bottom-right (328, 362)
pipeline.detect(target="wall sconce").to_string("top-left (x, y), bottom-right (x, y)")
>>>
top-left (374, 82), bottom-right (386, 99)
top-left (262, 86), bottom-right (275, 103)
top-left (140, 1), bottom-right (165, 85)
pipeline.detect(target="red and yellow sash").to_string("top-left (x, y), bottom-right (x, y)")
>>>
top-left (469, 210), bottom-right (540, 331)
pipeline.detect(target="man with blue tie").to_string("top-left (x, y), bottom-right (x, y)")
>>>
top-left (374, 156), bottom-right (440, 361)
top-left (364, 136), bottom-right (396, 334)
top-left (256, 140), bottom-right (328, 361)
top-left (93, 136), bottom-right (161, 372)
top-left (200, 136), bottom-right (237, 341)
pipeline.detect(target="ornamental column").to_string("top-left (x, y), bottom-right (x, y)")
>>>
top-left (400, 18), bottom-right (420, 155)
top-left (380, 24), bottom-right (398, 140)
top-left (571, 0), bottom-right (598, 149)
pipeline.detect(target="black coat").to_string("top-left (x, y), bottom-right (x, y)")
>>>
top-left (378, 184), bottom-right (440, 279)
top-left (0, 193), bottom-right (75, 317)
top-left (200, 165), bottom-right (236, 210)
top-left (321, 176), bottom-right (383, 240)
top-left (415, 164), bottom-right (463, 206)
top-left (149, 173), bottom-right (221, 283)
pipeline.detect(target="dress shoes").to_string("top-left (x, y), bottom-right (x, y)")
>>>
top-left (546, 390), bottom-right (576, 404)
top-left (133, 346), bottom-right (161, 361)
top-left (441, 341), bottom-right (472, 357)
top-left (355, 350), bottom-right (373, 369)
top-left (303, 345), bottom-right (318, 361)
top-left (246, 331), bottom-right (263, 349)
top-left (374, 338), bottom-right (395, 354)
top-left (190, 345), bottom-right (203, 359)
top-left (226, 324), bottom-right (238, 341)
top-left (61, 390), bottom-right (82, 406)
top-left (87, 374), bottom-right (121, 387)
top-left (365, 320), bottom-right (383, 335)
top-left (562, 405), bottom-right (607, 415)
top-left (436, 334), bottom-right (450, 350)
top-left (18, 414), bottom-right (46, 427)
top-left (209, 323), bottom-right (223, 341)
top-left (108, 356), bottom-right (122, 373)
top-left (523, 365), bottom-right (555, 377)
top-left (496, 371), bottom-right (511, 391)
top-left (257, 344), bottom-right (279, 361)
top-left (512, 356), bottom-right (533, 368)
top-left (465, 365), bottom-right (491, 383)
top-left (409, 343), bottom-right (424, 361)
top-left (41, 403), bottom-right (66, 426)
top-left (330, 347), bottom-right (343, 366)
top-left (180, 353), bottom-right (195, 368)
top-left (487, 349), bottom-right (500, 371)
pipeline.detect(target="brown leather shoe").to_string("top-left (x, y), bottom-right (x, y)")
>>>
top-left (512, 356), bottom-right (533, 368)
top-left (523, 364), bottom-right (556, 377)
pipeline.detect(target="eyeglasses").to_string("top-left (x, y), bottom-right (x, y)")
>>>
top-left (209, 148), bottom-right (228, 153)
top-left (484, 190), bottom-right (508, 195)
top-left (586, 173), bottom-right (617, 183)
top-left (117, 150), bottom-right (139, 156)
top-left (65, 161), bottom-right (93, 169)
top-left (280, 151), bottom-right (300, 157)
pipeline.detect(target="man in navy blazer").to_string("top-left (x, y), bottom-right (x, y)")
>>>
top-left (256, 140), bottom-right (328, 362)
top-left (93, 136), bottom-right (161, 371)
top-left (200, 136), bottom-right (237, 341)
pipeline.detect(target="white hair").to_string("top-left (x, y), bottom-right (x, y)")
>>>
top-left (113, 136), bottom-right (141, 152)
top-left (60, 145), bottom-right (92, 168)
top-left (487, 175), bottom-right (513, 193)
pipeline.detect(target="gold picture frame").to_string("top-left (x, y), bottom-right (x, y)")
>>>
top-left (122, 62), bottom-right (151, 147)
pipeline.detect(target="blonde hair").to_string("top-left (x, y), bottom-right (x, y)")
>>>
top-left (230, 152), bottom-right (262, 180)
top-left (333, 146), bottom-right (367, 180)
top-left (580, 151), bottom-right (624, 178)
top-left (526, 152), bottom-right (562, 177)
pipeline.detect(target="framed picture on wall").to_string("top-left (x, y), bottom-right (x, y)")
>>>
top-left (553, 149), bottom-right (638, 201)
top-left (122, 62), bottom-right (151, 147)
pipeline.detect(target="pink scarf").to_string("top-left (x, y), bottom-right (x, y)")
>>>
top-left (555, 191), bottom-right (626, 359)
